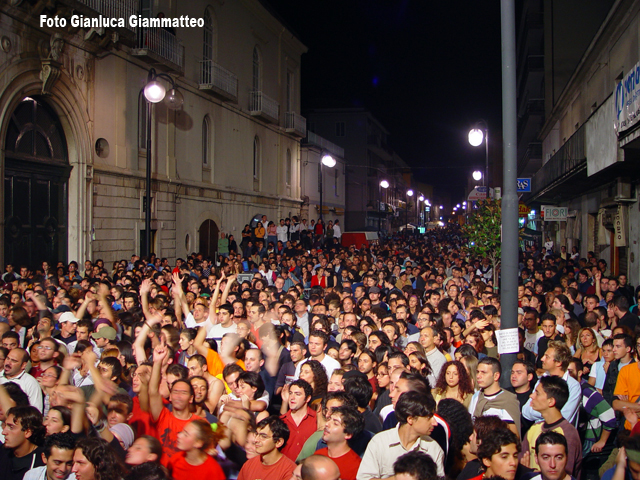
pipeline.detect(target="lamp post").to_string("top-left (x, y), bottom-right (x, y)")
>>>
top-left (319, 154), bottom-right (336, 222)
top-left (142, 68), bottom-right (183, 258)
top-left (379, 180), bottom-right (389, 234)
top-left (469, 120), bottom-right (489, 188)
top-left (405, 189), bottom-right (413, 237)
top-left (418, 195), bottom-right (424, 226)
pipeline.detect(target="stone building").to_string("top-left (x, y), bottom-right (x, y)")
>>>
top-left (0, 0), bottom-right (307, 267)
top-left (520, 0), bottom-right (640, 285)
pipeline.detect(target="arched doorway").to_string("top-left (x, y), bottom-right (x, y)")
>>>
top-left (4, 96), bottom-right (70, 268)
top-left (199, 219), bottom-right (219, 259)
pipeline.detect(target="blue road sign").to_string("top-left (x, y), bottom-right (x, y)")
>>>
top-left (517, 178), bottom-right (531, 193)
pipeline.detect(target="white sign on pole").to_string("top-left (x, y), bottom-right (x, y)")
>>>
top-left (542, 205), bottom-right (568, 221)
top-left (496, 328), bottom-right (520, 355)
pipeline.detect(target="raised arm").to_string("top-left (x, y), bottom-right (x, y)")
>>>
top-left (97, 282), bottom-right (116, 329)
top-left (133, 312), bottom-right (162, 365)
top-left (172, 272), bottom-right (190, 321)
top-left (148, 339), bottom-right (169, 421)
top-left (209, 275), bottom-right (225, 325)
top-left (139, 279), bottom-right (152, 319)
top-left (220, 274), bottom-right (237, 306)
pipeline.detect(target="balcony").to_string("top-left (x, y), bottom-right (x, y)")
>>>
top-left (132, 27), bottom-right (185, 73)
top-left (249, 91), bottom-right (279, 124)
top-left (528, 125), bottom-right (586, 200)
top-left (518, 142), bottom-right (542, 177)
top-left (77, 0), bottom-right (138, 32)
top-left (285, 112), bottom-right (306, 138)
top-left (199, 60), bottom-right (238, 102)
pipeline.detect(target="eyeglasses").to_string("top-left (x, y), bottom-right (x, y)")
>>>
top-left (41, 373), bottom-right (58, 379)
top-left (255, 432), bottom-right (273, 440)
top-left (37, 346), bottom-right (53, 351)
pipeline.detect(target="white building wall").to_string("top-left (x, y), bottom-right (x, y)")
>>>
top-left (0, 0), bottom-right (307, 266)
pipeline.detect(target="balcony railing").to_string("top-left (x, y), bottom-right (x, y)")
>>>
top-left (530, 125), bottom-right (586, 197)
top-left (249, 91), bottom-right (279, 123)
top-left (199, 60), bottom-right (238, 101)
top-left (285, 112), bottom-right (306, 137)
top-left (133, 27), bottom-right (185, 71)
top-left (78, 0), bottom-right (138, 31)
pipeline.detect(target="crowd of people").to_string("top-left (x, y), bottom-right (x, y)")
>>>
top-left (0, 222), bottom-right (639, 480)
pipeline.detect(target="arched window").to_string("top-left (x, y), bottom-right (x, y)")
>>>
top-left (202, 116), bottom-right (211, 166)
top-left (253, 136), bottom-right (260, 180)
top-left (286, 148), bottom-right (292, 186)
top-left (252, 46), bottom-right (261, 91)
top-left (138, 93), bottom-right (148, 150)
top-left (203, 8), bottom-right (215, 62)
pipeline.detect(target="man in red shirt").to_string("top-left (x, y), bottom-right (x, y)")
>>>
top-left (237, 416), bottom-right (296, 480)
top-left (280, 379), bottom-right (317, 461)
top-left (316, 406), bottom-right (364, 480)
top-left (145, 340), bottom-right (202, 466)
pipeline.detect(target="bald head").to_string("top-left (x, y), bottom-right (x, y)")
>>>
top-left (301, 455), bottom-right (340, 480)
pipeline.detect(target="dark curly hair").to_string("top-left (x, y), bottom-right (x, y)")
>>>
top-left (74, 436), bottom-right (126, 480)
top-left (124, 461), bottom-right (170, 480)
top-left (301, 360), bottom-right (328, 399)
top-left (433, 360), bottom-right (474, 398)
top-left (7, 406), bottom-right (46, 446)
top-left (437, 398), bottom-right (474, 452)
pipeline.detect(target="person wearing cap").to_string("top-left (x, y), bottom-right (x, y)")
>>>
top-left (368, 287), bottom-right (388, 311)
top-left (54, 312), bottom-right (79, 346)
top-left (91, 325), bottom-right (117, 356)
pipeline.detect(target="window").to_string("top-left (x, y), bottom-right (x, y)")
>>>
top-left (252, 46), bottom-right (261, 91)
top-left (286, 70), bottom-right (294, 112)
top-left (253, 136), bottom-right (260, 180)
top-left (138, 93), bottom-right (148, 150)
top-left (203, 9), bottom-right (215, 63)
top-left (140, 0), bottom-right (152, 17)
top-left (286, 149), bottom-right (292, 186)
top-left (202, 116), bottom-right (211, 166)
top-left (336, 122), bottom-right (345, 137)
top-left (334, 168), bottom-right (339, 197)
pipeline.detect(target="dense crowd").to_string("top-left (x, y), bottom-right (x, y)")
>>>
top-left (0, 222), bottom-right (639, 480)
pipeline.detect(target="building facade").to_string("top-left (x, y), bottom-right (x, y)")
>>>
top-left (300, 132), bottom-right (345, 225)
top-left (1, 0), bottom-right (307, 267)
top-left (304, 108), bottom-right (414, 233)
top-left (521, 0), bottom-right (640, 285)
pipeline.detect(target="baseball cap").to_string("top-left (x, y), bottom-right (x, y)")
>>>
top-left (59, 312), bottom-right (79, 324)
top-left (369, 286), bottom-right (381, 294)
top-left (91, 326), bottom-right (116, 341)
top-left (52, 305), bottom-right (72, 314)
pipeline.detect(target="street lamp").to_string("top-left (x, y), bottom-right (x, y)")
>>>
top-left (469, 120), bottom-right (489, 187)
top-left (319, 154), bottom-right (336, 222)
top-left (472, 170), bottom-right (483, 182)
top-left (379, 180), bottom-right (389, 234)
top-left (142, 68), bottom-right (183, 258)
top-left (405, 189), bottom-right (413, 238)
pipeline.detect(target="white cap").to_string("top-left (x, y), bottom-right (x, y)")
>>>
top-left (59, 312), bottom-right (79, 323)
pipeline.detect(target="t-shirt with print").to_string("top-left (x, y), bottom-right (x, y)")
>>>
top-left (155, 407), bottom-right (203, 466)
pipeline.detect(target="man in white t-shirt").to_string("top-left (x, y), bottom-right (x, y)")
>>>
top-left (523, 308), bottom-right (544, 354)
top-left (295, 330), bottom-right (340, 380)
top-left (206, 304), bottom-right (237, 348)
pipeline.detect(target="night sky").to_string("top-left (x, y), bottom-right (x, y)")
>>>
top-left (266, 0), bottom-right (505, 201)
